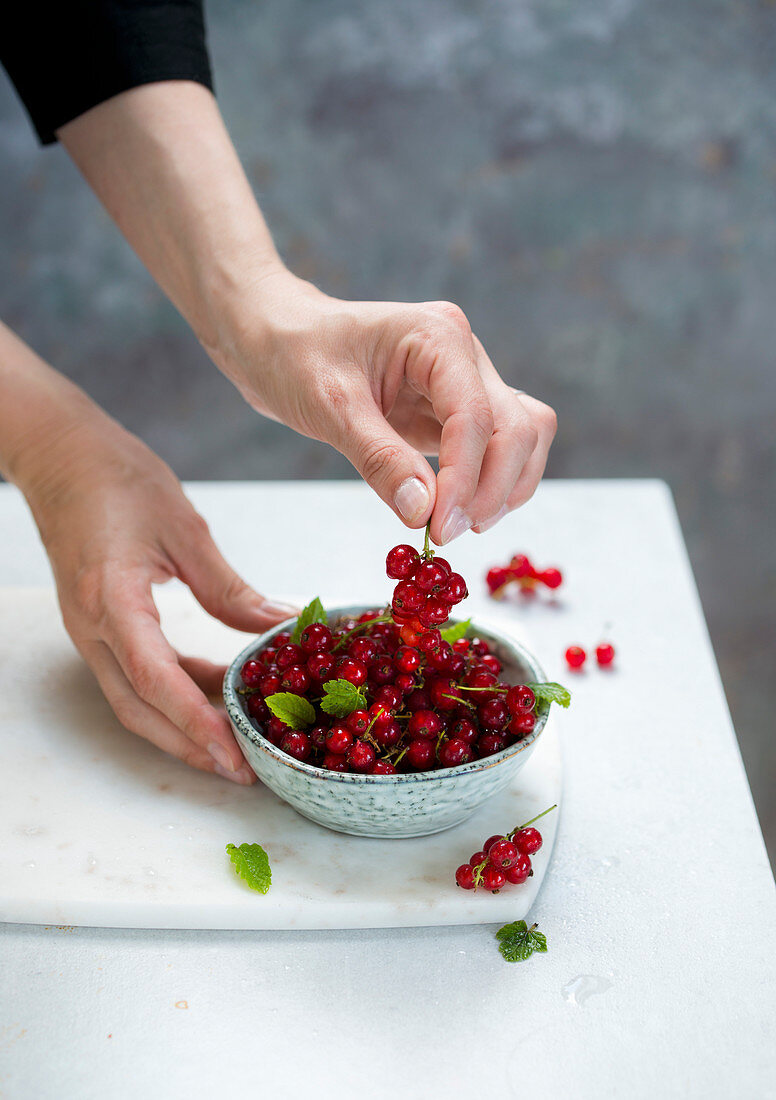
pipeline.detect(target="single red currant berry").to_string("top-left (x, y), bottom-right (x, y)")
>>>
top-left (273, 631), bottom-right (292, 647)
top-left (407, 709), bottom-right (443, 740)
top-left (514, 826), bottom-right (543, 855)
top-left (258, 671), bottom-right (282, 697)
top-left (373, 719), bottom-right (402, 748)
top-left (471, 639), bottom-right (491, 657)
top-left (596, 642), bottom-right (616, 666)
top-left (480, 653), bottom-right (502, 676)
top-left (464, 668), bottom-right (497, 690)
top-left (345, 709), bottom-right (370, 735)
top-left (386, 544), bottom-right (421, 580)
top-left (392, 580), bottom-right (425, 615)
top-left (368, 702), bottom-right (392, 727)
top-left (306, 652), bottom-right (336, 684)
top-left (374, 684), bottom-right (402, 710)
top-left (477, 733), bottom-right (506, 756)
top-left (370, 760), bottom-right (396, 775)
top-left (399, 622), bottom-right (423, 646)
top-left (299, 622), bottom-right (334, 654)
top-left (438, 738), bottom-right (472, 767)
top-left (357, 609), bottom-right (381, 623)
top-left (487, 838), bottom-right (518, 869)
top-left (470, 850), bottom-right (488, 866)
top-left (246, 694), bottom-right (270, 721)
top-left (280, 664), bottom-right (310, 694)
top-left (429, 678), bottom-right (459, 711)
top-left (280, 730), bottom-right (312, 761)
top-left (347, 739), bottom-right (376, 773)
top-left (394, 646), bottom-right (421, 674)
top-left (266, 716), bottom-right (288, 745)
top-left (240, 659), bottom-right (264, 687)
top-left (506, 684), bottom-right (536, 715)
top-left (510, 713), bottom-right (536, 737)
top-left (337, 657), bottom-right (368, 686)
top-left (565, 645), bottom-right (586, 669)
top-left (427, 641), bottom-right (455, 672)
top-left (483, 834), bottom-right (503, 854)
top-left (478, 698), bottom-right (509, 730)
top-left (450, 717), bottom-right (477, 744)
top-left (395, 672), bottom-right (414, 693)
top-left (348, 636), bottom-right (378, 663)
top-left (433, 556), bottom-right (452, 576)
top-left (419, 595), bottom-right (450, 627)
top-left (486, 566), bottom-right (509, 593)
top-left (276, 643), bottom-right (304, 669)
top-left (455, 864), bottom-right (476, 890)
top-left (259, 647), bottom-right (277, 666)
top-left (540, 567), bottom-right (563, 589)
top-left (447, 653), bottom-right (466, 678)
top-left (414, 560), bottom-right (447, 594)
top-left (505, 853), bottom-right (532, 884)
top-left (368, 656), bottom-right (396, 685)
top-left (441, 572), bottom-right (468, 604)
top-left (322, 752), bottom-right (348, 772)
top-left (481, 865), bottom-right (506, 892)
top-left (325, 725), bottom-right (353, 754)
top-left (418, 629), bottom-right (442, 655)
top-left (406, 739), bottom-right (435, 770)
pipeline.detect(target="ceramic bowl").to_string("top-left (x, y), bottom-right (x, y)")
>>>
top-left (223, 605), bottom-right (548, 838)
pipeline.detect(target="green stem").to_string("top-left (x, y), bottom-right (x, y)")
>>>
top-left (509, 803), bottom-right (557, 837)
top-left (422, 521), bottom-right (433, 560)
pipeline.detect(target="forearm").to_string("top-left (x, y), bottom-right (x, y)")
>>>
top-left (57, 81), bottom-right (286, 363)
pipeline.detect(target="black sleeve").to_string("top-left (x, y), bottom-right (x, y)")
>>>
top-left (0, 0), bottom-right (213, 145)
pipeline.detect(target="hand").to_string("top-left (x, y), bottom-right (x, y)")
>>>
top-left (21, 410), bottom-right (296, 783)
top-left (214, 272), bottom-right (557, 544)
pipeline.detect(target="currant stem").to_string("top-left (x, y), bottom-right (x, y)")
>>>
top-left (509, 803), bottom-right (557, 836)
top-left (422, 521), bottom-right (433, 561)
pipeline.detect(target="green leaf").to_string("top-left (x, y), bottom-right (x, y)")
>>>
top-left (265, 692), bottom-right (316, 729)
top-left (440, 619), bottom-right (472, 645)
top-left (320, 678), bottom-right (367, 717)
top-left (226, 843), bottom-right (272, 894)
top-left (526, 681), bottom-right (571, 709)
top-left (290, 597), bottom-right (327, 644)
top-left (496, 920), bottom-right (548, 963)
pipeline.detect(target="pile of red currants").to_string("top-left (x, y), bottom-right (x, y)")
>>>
top-left (238, 529), bottom-right (558, 776)
top-left (486, 553), bottom-right (562, 597)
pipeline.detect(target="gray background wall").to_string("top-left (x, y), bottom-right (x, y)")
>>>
top-left (1, 0), bottom-right (774, 860)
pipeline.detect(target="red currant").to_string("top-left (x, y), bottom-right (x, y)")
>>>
top-left (406, 739), bottom-right (435, 770)
top-left (337, 657), bottom-right (368, 686)
top-left (258, 671), bottom-right (282, 697)
top-left (449, 717), bottom-right (477, 744)
top-left (370, 760), bottom-right (396, 775)
top-left (478, 697), bottom-right (508, 730)
top-left (266, 716), bottom-right (287, 744)
top-left (276, 643), bottom-right (304, 670)
top-left (392, 581), bottom-right (425, 615)
top-left (483, 834), bottom-right (503, 854)
top-left (299, 623), bottom-right (333, 654)
top-left (374, 684), bottom-right (402, 710)
top-left (368, 656), bottom-right (396, 685)
top-left (419, 595), bottom-right (450, 627)
top-left (508, 554), bottom-right (532, 579)
top-left (280, 665), bottom-right (310, 694)
top-left (470, 850), bottom-right (487, 866)
top-left (540, 567), bottom-right (563, 589)
top-left (373, 719), bottom-right (402, 748)
top-left (246, 694), bottom-right (270, 721)
top-left (322, 752), bottom-right (348, 772)
top-left (240, 659), bottom-right (264, 688)
top-left (438, 738), bottom-right (472, 767)
top-left (348, 636), bottom-right (378, 663)
top-left (487, 838), bottom-right (518, 869)
top-left (481, 865), bottom-right (506, 892)
top-left (386, 544), bottom-right (421, 579)
top-left (455, 863), bottom-right (476, 889)
top-left (434, 557), bottom-right (452, 576)
top-left (368, 702), bottom-right (392, 726)
top-left (509, 713), bottom-right (535, 737)
top-left (306, 652), bottom-right (336, 684)
top-left (407, 709), bottom-right (443, 739)
top-left (514, 827), bottom-right (543, 855)
top-left (273, 631), bottom-right (292, 647)
top-left (486, 566), bottom-right (509, 593)
top-left (596, 642), bottom-right (615, 666)
top-left (480, 653), bottom-right (502, 676)
top-left (477, 733), bottom-right (506, 756)
top-left (565, 645), bottom-right (586, 669)
top-left (418, 630), bottom-right (442, 655)
top-left (345, 709), bottom-right (370, 735)
top-left (394, 646), bottom-right (421, 674)
top-left (347, 739), bottom-right (376, 772)
top-left (506, 684), bottom-right (536, 715)
top-left (280, 730), bottom-right (312, 761)
top-left (309, 725), bottom-right (328, 749)
top-left (325, 725), bottom-right (353, 754)
top-left (441, 572), bottom-right (468, 604)
top-left (505, 853), bottom-right (531, 884)
top-left (395, 672), bottom-right (414, 694)
top-left (414, 560), bottom-right (447, 594)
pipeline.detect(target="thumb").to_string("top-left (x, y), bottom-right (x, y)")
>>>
top-left (169, 518), bottom-right (298, 632)
top-left (336, 404), bottom-right (437, 528)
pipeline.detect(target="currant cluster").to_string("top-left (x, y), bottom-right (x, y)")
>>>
top-left (486, 553), bottom-right (562, 597)
top-left (565, 643), bottom-right (615, 669)
top-left (455, 805), bottom-right (555, 893)
top-left (238, 528), bottom-right (548, 775)
top-left (387, 542), bottom-right (468, 628)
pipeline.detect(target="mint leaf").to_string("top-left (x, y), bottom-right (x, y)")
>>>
top-left (496, 920), bottom-right (548, 962)
top-left (440, 619), bottom-right (471, 645)
top-left (527, 682), bottom-right (571, 709)
top-left (265, 692), bottom-right (316, 729)
top-left (290, 597), bottom-right (327, 644)
top-left (320, 678), bottom-right (367, 717)
top-left (226, 843), bottom-right (272, 894)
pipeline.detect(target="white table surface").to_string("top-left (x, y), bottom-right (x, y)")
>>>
top-left (1, 479), bottom-right (774, 1100)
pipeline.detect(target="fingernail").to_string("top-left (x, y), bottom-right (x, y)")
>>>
top-left (440, 507), bottom-right (472, 545)
top-left (477, 505), bottom-right (508, 534)
top-left (214, 763), bottom-right (255, 785)
top-left (394, 477), bottom-right (431, 523)
top-left (208, 742), bottom-right (236, 772)
top-left (259, 600), bottom-right (299, 619)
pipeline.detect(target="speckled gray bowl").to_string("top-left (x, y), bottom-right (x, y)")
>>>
top-left (224, 605), bottom-right (548, 838)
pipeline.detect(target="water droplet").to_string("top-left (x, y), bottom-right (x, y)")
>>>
top-left (163, 823), bottom-right (176, 830)
top-left (24, 861), bottom-right (36, 869)
top-left (143, 867), bottom-right (156, 877)
top-left (562, 975), bottom-right (612, 1006)
top-left (87, 856), bottom-right (98, 869)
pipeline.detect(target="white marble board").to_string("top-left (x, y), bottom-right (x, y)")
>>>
top-left (0, 587), bottom-right (561, 930)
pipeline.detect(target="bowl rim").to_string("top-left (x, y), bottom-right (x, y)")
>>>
top-left (223, 603), bottom-right (548, 785)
